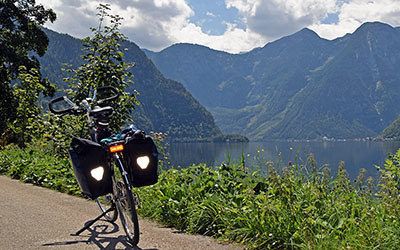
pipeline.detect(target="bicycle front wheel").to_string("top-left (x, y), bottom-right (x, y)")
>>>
top-left (114, 180), bottom-right (140, 246)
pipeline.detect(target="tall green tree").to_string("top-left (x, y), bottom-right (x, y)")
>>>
top-left (65, 4), bottom-right (138, 131)
top-left (9, 66), bottom-right (52, 146)
top-left (0, 0), bottom-right (56, 141)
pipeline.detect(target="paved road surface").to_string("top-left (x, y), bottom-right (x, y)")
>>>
top-left (0, 176), bottom-right (242, 249)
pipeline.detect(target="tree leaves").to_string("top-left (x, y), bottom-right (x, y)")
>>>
top-left (64, 4), bottom-right (138, 131)
top-left (0, 0), bottom-right (56, 143)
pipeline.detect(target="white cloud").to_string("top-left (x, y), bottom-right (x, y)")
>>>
top-left (36, 0), bottom-right (400, 53)
top-left (311, 0), bottom-right (400, 39)
top-left (226, 0), bottom-right (400, 45)
top-left (172, 22), bottom-right (265, 53)
top-left (36, 0), bottom-right (193, 49)
top-left (36, 0), bottom-right (98, 38)
top-left (226, 0), bottom-right (338, 39)
top-left (37, 0), bottom-right (265, 53)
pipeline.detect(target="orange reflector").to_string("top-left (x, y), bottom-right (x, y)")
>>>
top-left (109, 144), bottom-right (124, 153)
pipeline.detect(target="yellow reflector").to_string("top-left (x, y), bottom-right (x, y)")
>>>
top-left (109, 144), bottom-right (124, 153)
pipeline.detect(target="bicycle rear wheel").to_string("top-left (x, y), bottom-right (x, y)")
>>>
top-left (114, 180), bottom-right (140, 246)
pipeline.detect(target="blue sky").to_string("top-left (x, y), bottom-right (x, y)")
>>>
top-left (187, 0), bottom-right (245, 35)
top-left (38, 0), bottom-right (400, 53)
top-left (321, 13), bottom-right (339, 25)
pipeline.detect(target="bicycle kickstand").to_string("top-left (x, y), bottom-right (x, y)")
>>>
top-left (71, 206), bottom-right (115, 236)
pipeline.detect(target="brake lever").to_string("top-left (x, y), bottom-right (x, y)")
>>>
top-left (65, 97), bottom-right (79, 110)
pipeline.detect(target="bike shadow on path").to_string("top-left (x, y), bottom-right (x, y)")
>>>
top-left (42, 220), bottom-right (157, 250)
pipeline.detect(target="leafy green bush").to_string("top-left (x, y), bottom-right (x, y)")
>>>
top-left (136, 153), bottom-right (400, 249)
top-left (3, 144), bottom-right (400, 249)
top-left (0, 144), bottom-right (80, 195)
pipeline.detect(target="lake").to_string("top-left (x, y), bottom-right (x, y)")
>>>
top-left (166, 140), bottom-right (400, 179)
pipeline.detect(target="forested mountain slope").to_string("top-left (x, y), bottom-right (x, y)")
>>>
top-left (146, 22), bottom-right (400, 140)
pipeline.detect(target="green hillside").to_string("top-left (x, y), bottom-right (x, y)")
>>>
top-left (381, 116), bottom-right (400, 139)
top-left (146, 22), bottom-right (400, 140)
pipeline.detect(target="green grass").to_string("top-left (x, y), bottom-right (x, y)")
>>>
top-left (0, 143), bottom-right (80, 195)
top-left (136, 160), bottom-right (400, 249)
top-left (2, 143), bottom-right (400, 249)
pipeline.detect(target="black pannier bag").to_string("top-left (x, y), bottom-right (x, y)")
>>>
top-left (124, 135), bottom-right (159, 187)
top-left (69, 137), bottom-right (113, 199)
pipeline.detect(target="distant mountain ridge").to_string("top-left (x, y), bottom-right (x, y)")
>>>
top-left (145, 22), bottom-right (400, 140)
top-left (39, 29), bottom-right (222, 141)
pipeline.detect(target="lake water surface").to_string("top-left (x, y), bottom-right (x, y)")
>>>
top-left (167, 141), bottom-right (400, 179)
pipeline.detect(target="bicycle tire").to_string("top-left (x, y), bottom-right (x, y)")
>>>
top-left (95, 194), bottom-right (118, 222)
top-left (114, 180), bottom-right (140, 246)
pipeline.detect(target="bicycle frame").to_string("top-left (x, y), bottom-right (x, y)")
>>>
top-left (113, 153), bottom-right (132, 192)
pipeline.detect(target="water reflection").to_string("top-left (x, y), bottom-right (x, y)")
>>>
top-left (167, 141), bottom-right (400, 179)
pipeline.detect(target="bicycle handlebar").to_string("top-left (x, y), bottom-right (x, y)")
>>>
top-left (96, 86), bottom-right (119, 105)
top-left (48, 86), bottom-right (119, 115)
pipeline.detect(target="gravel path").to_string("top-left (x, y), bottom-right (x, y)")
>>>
top-left (0, 176), bottom-right (242, 249)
